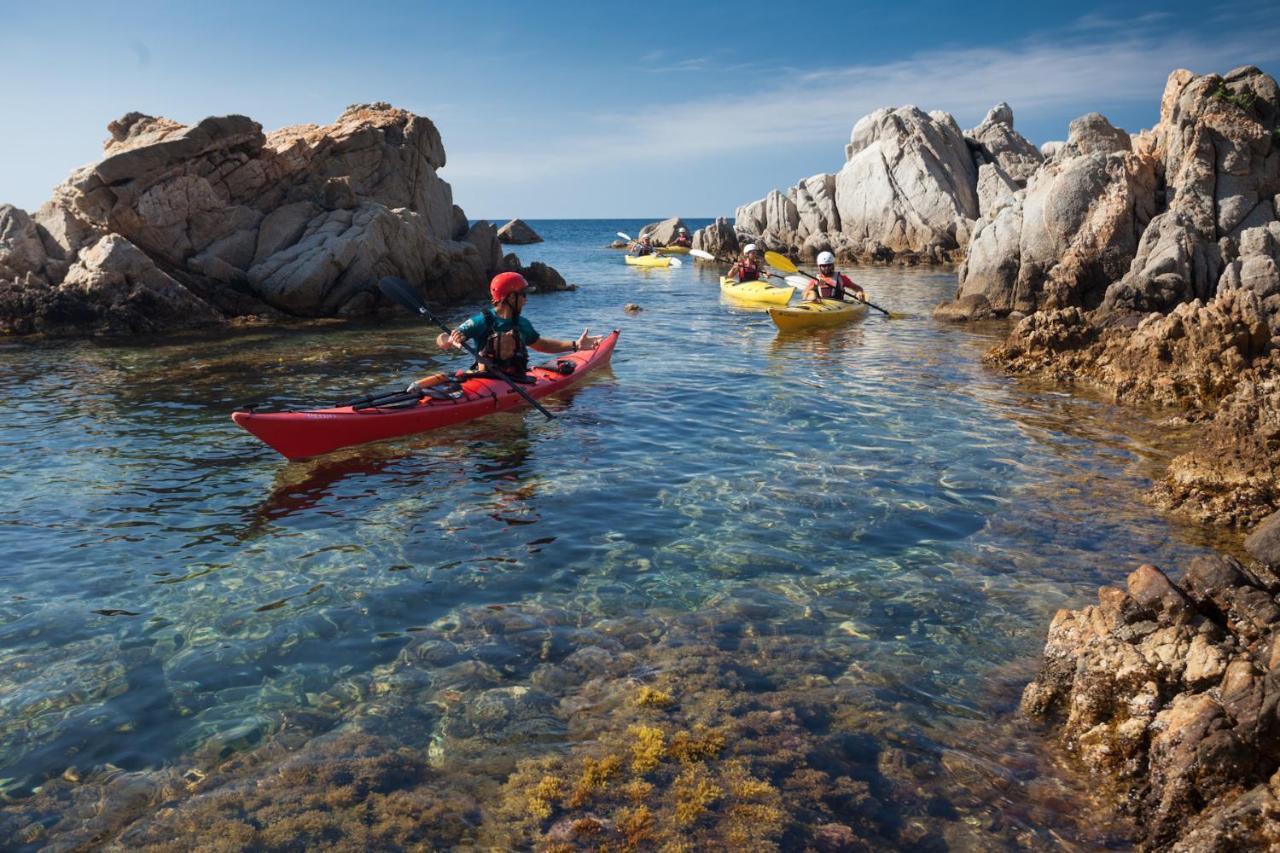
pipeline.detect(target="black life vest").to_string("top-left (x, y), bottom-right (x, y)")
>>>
top-left (475, 309), bottom-right (529, 376)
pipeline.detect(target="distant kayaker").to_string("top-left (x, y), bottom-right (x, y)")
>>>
top-left (672, 227), bottom-right (692, 248)
top-left (728, 243), bottom-right (765, 282)
top-left (416, 272), bottom-right (601, 385)
top-left (803, 251), bottom-right (866, 303)
top-left (629, 236), bottom-right (655, 257)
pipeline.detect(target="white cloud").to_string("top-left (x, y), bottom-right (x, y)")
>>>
top-left (446, 20), bottom-right (1280, 185)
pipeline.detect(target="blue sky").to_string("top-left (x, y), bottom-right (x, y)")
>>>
top-left (2, 1), bottom-right (1277, 219)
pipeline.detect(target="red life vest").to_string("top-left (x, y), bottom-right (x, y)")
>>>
top-left (735, 261), bottom-right (763, 281)
top-left (813, 272), bottom-right (853, 300)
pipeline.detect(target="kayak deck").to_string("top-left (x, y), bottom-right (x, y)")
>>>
top-left (233, 331), bottom-right (619, 460)
top-left (625, 254), bottom-right (672, 267)
top-left (719, 276), bottom-right (794, 306)
top-left (769, 299), bottom-right (868, 330)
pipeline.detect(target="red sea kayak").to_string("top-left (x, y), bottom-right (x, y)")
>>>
top-left (233, 330), bottom-right (619, 460)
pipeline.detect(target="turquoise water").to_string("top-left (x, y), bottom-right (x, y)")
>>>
top-left (0, 220), bottom-right (1221, 848)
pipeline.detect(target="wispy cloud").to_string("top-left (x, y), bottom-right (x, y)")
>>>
top-left (447, 20), bottom-right (1280, 186)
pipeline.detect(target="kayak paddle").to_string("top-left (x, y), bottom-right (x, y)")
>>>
top-left (378, 276), bottom-right (555, 420)
top-left (764, 251), bottom-right (905, 318)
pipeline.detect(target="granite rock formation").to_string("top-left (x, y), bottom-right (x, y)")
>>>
top-left (0, 103), bottom-right (564, 337)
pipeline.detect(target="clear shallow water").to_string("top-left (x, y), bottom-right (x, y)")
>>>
top-left (0, 220), bottom-right (1225, 848)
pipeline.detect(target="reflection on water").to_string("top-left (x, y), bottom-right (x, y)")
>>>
top-left (0, 221), bottom-right (1225, 848)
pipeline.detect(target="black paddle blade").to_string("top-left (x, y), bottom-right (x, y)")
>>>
top-left (378, 276), bottom-right (428, 316)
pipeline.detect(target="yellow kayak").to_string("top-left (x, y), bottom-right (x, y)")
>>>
top-left (720, 276), bottom-right (794, 306)
top-left (625, 254), bottom-right (672, 267)
top-left (769, 299), bottom-right (869, 330)
top-left (656, 245), bottom-right (691, 255)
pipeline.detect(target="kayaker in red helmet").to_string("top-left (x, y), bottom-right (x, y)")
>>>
top-left (804, 251), bottom-right (866, 302)
top-left (419, 272), bottom-right (600, 386)
top-left (672, 227), bottom-right (692, 248)
top-left (728, 243), bottom-right (765, 282)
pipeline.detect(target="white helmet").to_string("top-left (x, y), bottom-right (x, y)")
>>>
top-left (817, 251), bottom-right (836, 265)
top-left (743, 243), bottom-right (759, 254)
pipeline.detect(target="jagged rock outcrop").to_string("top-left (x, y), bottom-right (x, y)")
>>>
top-left (696, 102), bottom-right (1038, 264)
top-left (735, 190), bottom-right (800, 249)
top-left (691, 217), bottom-right (739, 261)
top-left (0, 103), bottom-right (562, 337)
top-left (1020, 547), bottom-right (1280, 850)
top-left (1097, 68), bottom-right (1280, 318)
top-left (966, 102), bottom-right (1044, 184)
top-left (968, 68), bottom-right (1280, 526)
top-left (637, 216), bottom-right (691, 246)
top-left (942, 113), bottom-right (1157, 320)
top-left (496, 219), bottom-right (543, 244)
top-left (939, 67), bottom-right (1280, 322)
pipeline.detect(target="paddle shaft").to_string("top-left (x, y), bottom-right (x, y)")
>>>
top-left (764, 253), bottom-right (893, 316)
top-left (378, 277), bottom-right (554, 420)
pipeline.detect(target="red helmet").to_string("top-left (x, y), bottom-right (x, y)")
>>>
top-left (490, 271), bottom-right (528, 301)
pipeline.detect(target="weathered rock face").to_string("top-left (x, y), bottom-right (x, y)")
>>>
top-left (939, 67), bottom-right (1280, 322)
top-left (0, 103), bottom-right (558, 337)
top-left (700, 102), bottom-right (1037, 264)
top-left (944, 114), bottom-right (1158, 320)
top-left (1020, 549), bottom-right (1280, 850)
top-left (966, 102), bottom-right (1044, 184)
top-left (1099, 67), bottom-right (1280, 317)
top-left (496, 219), bottom-right (542, 244)
top-left (834, 106), bottom-right (978, 260)
top-left (735, 190), bottom-right (800, 249)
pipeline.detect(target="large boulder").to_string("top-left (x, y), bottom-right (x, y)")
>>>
top-left (637, 217), bottom-right (690, 245)
top-left (496, 219), bottom-right (542, 244)
top-left (791, 173), bottom-right (840, 241)
top-left (834, 106), bottom-right (979, 260)
top-left (0, 103), bottom-right (534, 336)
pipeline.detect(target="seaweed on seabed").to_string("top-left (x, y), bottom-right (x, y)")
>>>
top-left (490, 702), bottom-right (791, 851)
top-left (109, 733), bottom-right (479, 851)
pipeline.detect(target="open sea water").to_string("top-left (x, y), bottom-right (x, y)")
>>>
top-left (0, 220), bottom-right (1230, 848)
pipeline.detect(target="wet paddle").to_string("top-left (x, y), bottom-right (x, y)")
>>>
top-left (764, 251), bottom-right (905, 318)
top-left (617, 231), bottom-right (681, 266)
top-left (378, 276), bottom-right (555, 420)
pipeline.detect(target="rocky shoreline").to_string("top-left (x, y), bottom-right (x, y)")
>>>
top-left (1019, 517), bottom-right (1280, 850)
top-left (695, 61), bottom-right (1279, 848)
top-left (940, 66), bottom-right (1280, 850)
top-left (0, 103), bottom-right (567, 338)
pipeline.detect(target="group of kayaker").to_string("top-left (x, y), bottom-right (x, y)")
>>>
top-left (728, 244), bottom-right (865, 304)
top-left (429, 238), bottom-right (860, 383)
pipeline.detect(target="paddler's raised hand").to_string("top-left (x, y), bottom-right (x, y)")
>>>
top-left (575, 328), bottom-right (601, 352)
